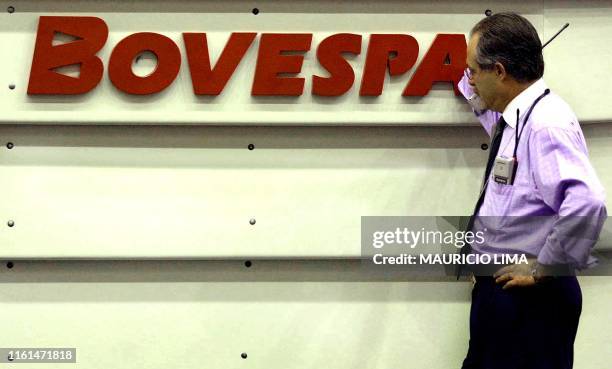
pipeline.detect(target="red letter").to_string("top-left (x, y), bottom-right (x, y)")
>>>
top-left (27, 16), bottom-right (108, 95)
top-left (108, 32), bottom-right (181, 95)
top-left (184, 32), bottom-right (256, 95)
top-left (403, 34), bottom-right (467, 96)
top-left (252, 34), bottom-right (312, 96)
top-left (359, 34), bottom-right (419, 96)
top-left (312, 33), bottom-right (362, 97)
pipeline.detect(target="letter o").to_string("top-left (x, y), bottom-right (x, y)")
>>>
top-left (109, 32), bottom-right (181, 94)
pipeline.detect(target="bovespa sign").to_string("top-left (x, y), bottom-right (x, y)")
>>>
top-left (27, 16), bottom-right (467, 97)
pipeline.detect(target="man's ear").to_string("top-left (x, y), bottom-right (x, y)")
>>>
top-left (494, 62), bottom-right (507, 79)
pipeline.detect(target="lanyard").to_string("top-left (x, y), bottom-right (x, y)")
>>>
top-left (513, 88), bottom-right (551, 159)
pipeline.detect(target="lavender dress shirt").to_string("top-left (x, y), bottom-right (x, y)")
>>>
top-left (458, 75), bottom-right (607, 269)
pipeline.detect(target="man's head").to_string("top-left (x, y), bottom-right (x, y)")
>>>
top-left (466, 12), bottom-right (544, 112)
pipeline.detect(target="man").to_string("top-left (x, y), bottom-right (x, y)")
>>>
top-left (457, 12), bottom-right (607, 369)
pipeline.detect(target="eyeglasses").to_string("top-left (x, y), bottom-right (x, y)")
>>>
top-left (464, 67), bottom-right (476, 80)
top-left (465, 64), bottom-right (495, 80)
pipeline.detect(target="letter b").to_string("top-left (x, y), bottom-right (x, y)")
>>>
top-left (28, 16), bottom-right (108, 95)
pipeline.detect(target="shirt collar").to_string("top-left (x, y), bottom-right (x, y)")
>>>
top-left (502, 78), bottom-right (548, 129)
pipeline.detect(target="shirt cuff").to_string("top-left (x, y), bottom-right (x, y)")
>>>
top-left (457, 74), bottom-right (473, 99)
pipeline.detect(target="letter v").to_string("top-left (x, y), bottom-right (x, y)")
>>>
top-left (183, 32), bottom-right (256, 95)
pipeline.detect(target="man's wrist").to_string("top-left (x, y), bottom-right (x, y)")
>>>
top-left (531, 261), bottom-right (557, 283)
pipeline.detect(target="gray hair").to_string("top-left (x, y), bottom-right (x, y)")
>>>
top-left (470, 12), bottom-right (544, 82)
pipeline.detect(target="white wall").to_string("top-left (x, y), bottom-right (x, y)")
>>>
top-left (0, 1), bottom-right (610, 368)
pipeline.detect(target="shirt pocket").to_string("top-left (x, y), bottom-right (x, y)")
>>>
top-left (489, 180), bottom-right (515, 197)
top-left (488, 179), bottom-right (540, 216)
top-left (485, 180), bottom-right (516, 224)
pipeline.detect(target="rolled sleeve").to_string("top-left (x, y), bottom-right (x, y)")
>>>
top-left (530, 126), bottom-right (607, 268)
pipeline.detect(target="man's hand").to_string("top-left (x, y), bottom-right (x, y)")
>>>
top-left (493, 260), bottom-right (537, 290)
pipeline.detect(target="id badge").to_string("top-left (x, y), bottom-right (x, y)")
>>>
top-left (493, 156), bottom-right (517, 185)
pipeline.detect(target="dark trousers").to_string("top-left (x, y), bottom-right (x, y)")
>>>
top-left (461, 276), bottom-right (582, 369)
